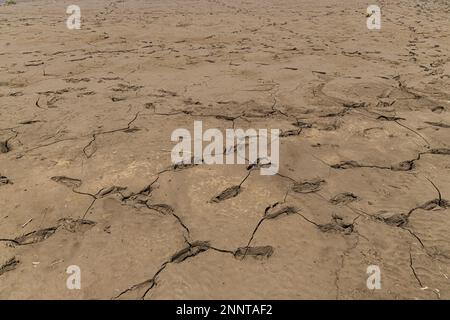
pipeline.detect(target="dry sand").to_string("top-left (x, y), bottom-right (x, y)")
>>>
top-left (0, 0), bottom-right (449, 299)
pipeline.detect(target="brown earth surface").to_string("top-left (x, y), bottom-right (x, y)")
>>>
top-left (0, 0), bottom-right (449, 299)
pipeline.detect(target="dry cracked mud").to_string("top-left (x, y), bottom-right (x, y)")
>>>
top-left (0, 0), bottom-right (450, 299)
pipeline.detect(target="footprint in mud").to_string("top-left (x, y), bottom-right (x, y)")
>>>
top-left (57, 218), bottom-right (96, 233)
top-left (343, 102), bottom-right (368, 108)
top-left (2, 217), bottom-right (96, 246)
top-left (0, 141), bottom-right (9, 153)
top-left (377, 115), bottom-right (405, 121)
top-left (390, 160), bottom-right (415, 171)
top-left (51, 176), bottom-right (82, 188)
top-left (64, 78), bottom-right (91, 84)
top-left (24, 61), bottom-right (44, 67)
top-left (77, 91), bottom-right (96, 98)
top-left (19, 120), bottom-right (41, 125)
top-left (171, 159), bottom-right (199, 171)
top-left (13, 227), bottom-right (58, 245)
top-left (318, 215), bottom-right (354, 235)
top-left (331, 160), bottom-right (361, 169)
top-left (146, 204), bottom-right (174, 215)
top-left (424, 121), bottom-right (450, 128)
top-left (8, 92), bottom-right (24, 97)
top-left (431, 106), bottom-right (444, 114)
top-left (111, 96), bottom-right (126, 102)
top-left (292, 178), bottom-right (325, 194)
top-left (264, 206), bottom-right (297, 219)
top-left (374, 211), bottom-right (408, 227)
top-left (46, 96), bottom-right (62, 108)
top-left (123, 127), bottom-right (140, 133)
top-left (111, 83), bottom-right (143, 92)
top-left (120, 186), bottom-right (153, 208)
top-left (0, 257), bottom-right (20, 276)
top-left (291, 121), bottom-right (312, 129)
top-left (170, 241), bottom-right (210, 263)
top-left (97, 185), bottom-right (127, 198)
top-left (279, 129), bottom-right (302, 137)
top-left (0, 175), bottom-right (11, 185)
top-left (234, 246), bottom-right (274, 259)
top-left (419, 198), bottom-right (450, 210)
top-left (330, 192), bottom-right (359, 205)
top-left (210, 185), bottom-right (241, 203)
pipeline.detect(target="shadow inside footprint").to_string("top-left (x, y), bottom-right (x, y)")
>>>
top-left (210, 185), bottom-right (241, 203)
top-left (292, 178), bottom-right (325, 193)
top-left (234, 246), bottom-right (274, 260)
top-left (330, 192), bottom-right (358, 205)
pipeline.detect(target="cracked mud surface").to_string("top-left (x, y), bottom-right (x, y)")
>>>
top-left (1, 0), bottom-right (450, 299)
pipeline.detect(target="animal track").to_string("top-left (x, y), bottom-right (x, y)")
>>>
top-left (0, 141), bottom-right (8, 153)
top-left (292, 178), bottom-right (325, 193)
top-left (57, 218), bottom-right (96, 233)
top-left (375, 211), bottom-right (409, 227)
top-left (390, 160), bottom-right (416, 171)
top-left (424, 121), bottom-right (450, 128)
top-left (234, 246), bottom-right (274, 259)
top-left (264, 205), bottom-right (297, 219)
top-left (211, 185), bottom-right (241, 202)
top-left (0, 175), bottom-right (11, 185)
top-left (331, 161), bottom-right (362, 169)
top-left (97, 186), bottom-right (127, 198)
top-left (280, 129), bottom-right (302, 137)
top-left (318, 215), bottom-right (354, 235)
top-left (0, 218), bottom-right (96, 246)
top-left (330, 192), bottom-right (358, 205)
top-left (51, 176), bottom-right (82, 188)
top-left (170, 241), bottom-right (210, 263)
top-left (146, 204), bottom-right (174, 215)
top-left (0, 257), bottom-right (20, 276)
top-left (12, 227), bottom-right (57, 245)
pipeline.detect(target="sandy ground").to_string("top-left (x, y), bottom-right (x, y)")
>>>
top-left (0, 0), bottom-right (449, 300)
